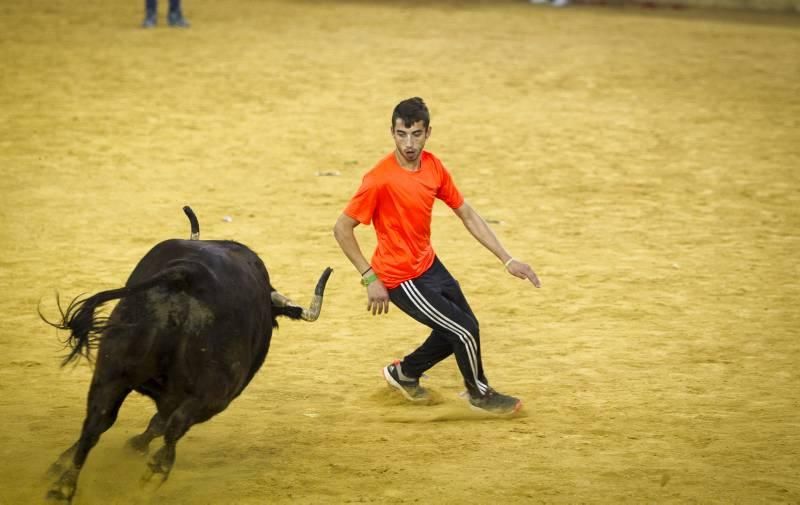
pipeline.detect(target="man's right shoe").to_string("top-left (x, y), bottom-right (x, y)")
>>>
top-left (383, 360), bottom-right (429, 402)
top-left (141, 12), bottom-right (157, 28)
top-left (463, 388), bottom-right (522, 415)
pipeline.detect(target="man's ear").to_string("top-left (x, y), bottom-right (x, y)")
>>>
top-left (426, 126), bottom-right (432, 139)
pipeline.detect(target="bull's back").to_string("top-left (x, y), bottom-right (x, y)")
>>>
top-left (129, 239), bottom-right (271, 292)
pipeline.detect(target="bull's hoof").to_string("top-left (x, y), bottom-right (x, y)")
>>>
top-left (46, 473), bottom-right (77, 505)
top-left (141, 444), bottom-right (175, 488)
top-left (45, 488), bottom-right (72, 504)
top-left (125, 435), bottom-right (150, 455)
top-left (46, 467), bottom-right (79, 500)
top-left (141, 459), bottom-right (171, 488)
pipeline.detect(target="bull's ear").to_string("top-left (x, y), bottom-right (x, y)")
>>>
top-left (273, 305), bottom-right (303, 320)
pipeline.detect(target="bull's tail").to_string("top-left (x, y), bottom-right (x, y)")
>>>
top-left (183, 205), bottom-right (200, 240)
top-left (40, 265), bottom-right (200, 367)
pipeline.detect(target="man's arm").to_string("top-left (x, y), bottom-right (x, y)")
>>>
top-left (333, 213), bottom-right (391, 314)
top-left (452, 201), bottom-right (541, 287)
top-left (333, 214), bottom-right (372, 275)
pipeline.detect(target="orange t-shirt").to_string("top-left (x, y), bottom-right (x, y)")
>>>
top-left (344, 151), bottom-right (464, 289)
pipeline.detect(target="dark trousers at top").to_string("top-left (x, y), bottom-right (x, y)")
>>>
top-left (388, 257), bottom-right (490, 397)
top-left (146, 0), bottom-right (181, 12)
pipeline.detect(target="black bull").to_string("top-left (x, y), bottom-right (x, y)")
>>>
top-left (41, 207), bottom-right (332, 503)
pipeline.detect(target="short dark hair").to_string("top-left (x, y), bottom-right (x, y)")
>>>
top-left (391, 97), bottom-right (430, 130)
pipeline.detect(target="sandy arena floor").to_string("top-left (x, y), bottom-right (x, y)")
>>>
top-left (1, 0), bottom-right (799, 503)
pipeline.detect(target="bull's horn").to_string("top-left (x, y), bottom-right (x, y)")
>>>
top-left (300, 267), bottom-right (333, 322)
top-left (270, 267), bottom-right (333, 322)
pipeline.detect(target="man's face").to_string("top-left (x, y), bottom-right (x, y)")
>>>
top-left (392, 119), bottom-right (430, 165)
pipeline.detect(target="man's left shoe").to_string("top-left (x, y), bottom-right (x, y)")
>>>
top-left (383, 360), bottom-right (429, 402)
top-left (167, 10), bottom-right (190, 27)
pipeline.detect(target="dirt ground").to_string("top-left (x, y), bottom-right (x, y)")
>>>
top-left (1, 0), bottom-right (798, 503)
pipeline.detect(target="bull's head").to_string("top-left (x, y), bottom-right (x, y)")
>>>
top-left (271, 267), bottom-right (333, 322)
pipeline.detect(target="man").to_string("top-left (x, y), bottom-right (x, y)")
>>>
top-left (333, 97), bottom-right (541, 415)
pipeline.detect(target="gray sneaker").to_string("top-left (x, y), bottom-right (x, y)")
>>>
top-left (464, 388), bottom-right (522, 415)
top-left (167, 10), bottom-right (190, 27)
top-left (383, 360), bottom-right (429, 401)
top-left (141, 11), bottom-right (157, 28)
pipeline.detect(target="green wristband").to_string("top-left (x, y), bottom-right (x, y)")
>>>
top-left (361, 273), bottom-right (378, 287)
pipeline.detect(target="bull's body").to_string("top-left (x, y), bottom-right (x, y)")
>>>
top-left (112, 239), bottom-right (282, 405)
top-left (44, 208), bottom-right (331, 503)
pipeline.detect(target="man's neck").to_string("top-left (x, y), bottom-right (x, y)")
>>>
top-left (394, 150), bottom-right (421, 172)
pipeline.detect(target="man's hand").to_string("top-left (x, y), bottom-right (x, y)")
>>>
top-left (367, 279), bottom-right (390, 315)
top-left (506, 259), bottom-right (541, 288)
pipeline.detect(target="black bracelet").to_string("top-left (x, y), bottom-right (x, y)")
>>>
top-left (360, 266), bottom-right (373, 276)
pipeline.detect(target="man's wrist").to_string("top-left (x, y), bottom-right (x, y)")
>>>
top-left (361, 272), bottom-right (378, 287)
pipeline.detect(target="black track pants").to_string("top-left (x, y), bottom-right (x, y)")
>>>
top-left (388, 257), bottom-right (490, 396)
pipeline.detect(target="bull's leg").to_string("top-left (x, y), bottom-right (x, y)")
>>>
top-left (46, 379), bottom-right (131, 504)
top-left (142, 397), bottom-right (220, 485)
top-left (46, 441), bottom-right (78, 478)
top-left (126, 412), bottom-right (165, 455)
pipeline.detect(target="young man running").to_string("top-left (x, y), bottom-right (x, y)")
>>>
top-left (333, 97), bottom-right (541, 415)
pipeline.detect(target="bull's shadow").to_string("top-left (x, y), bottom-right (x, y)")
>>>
top-left (40, 206), bottom-right (332, 504)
